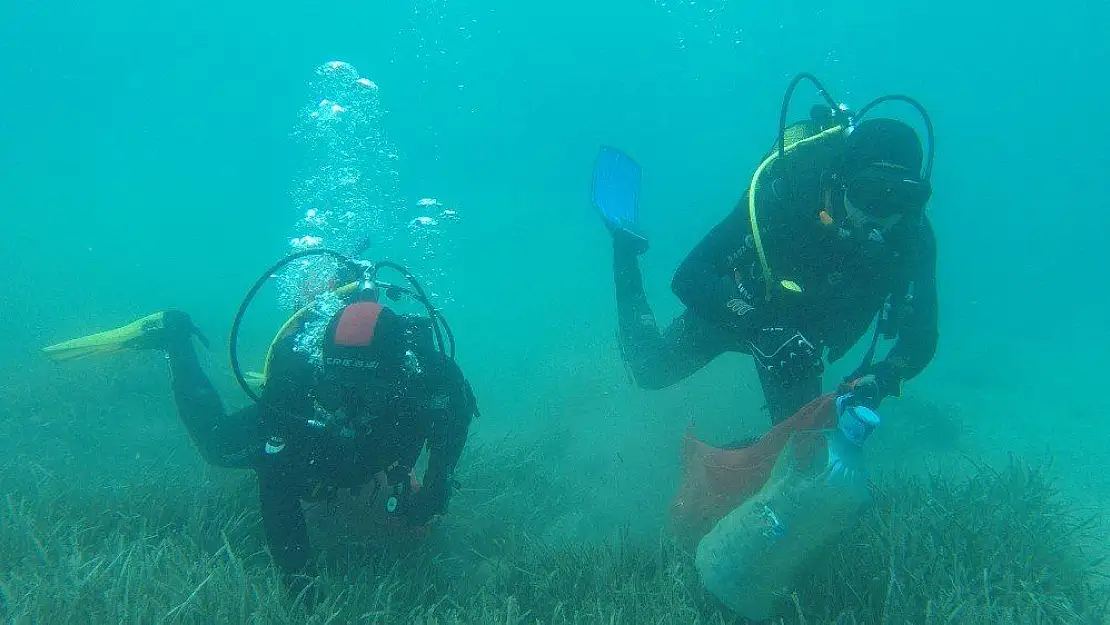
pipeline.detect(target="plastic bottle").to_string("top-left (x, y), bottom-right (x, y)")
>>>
top-left (825, 394), bottom-right (880, 485)
top-left (694, 394), bottom-right (879, 620)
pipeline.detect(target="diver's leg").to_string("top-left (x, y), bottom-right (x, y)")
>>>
top-left (754, 359), bottom-right (823, 425)
top-left (613, 240), bottom-right (730, 389)
top-left (257, 466), bottom-right (315, 593)
top-left (161, 316), bottom-right (260, 469)
top-left (748, 327), bottom-right (825, 425)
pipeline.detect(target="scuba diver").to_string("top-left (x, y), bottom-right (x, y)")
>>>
top-left (593, 74), bottom-right (938, 425)
top-left (42, 252), bottom-right (478, 605)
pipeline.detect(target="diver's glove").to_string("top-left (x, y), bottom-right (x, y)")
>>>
top-left (840, 361), bottom-right (902, 409)
top-left (402, 479), bottom-right (450, 527)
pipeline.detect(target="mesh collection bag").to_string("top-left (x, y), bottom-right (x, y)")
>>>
top-left (669, 393), bottom-right (839, 549)
top-left (673, 393), bottom-right (877, 619)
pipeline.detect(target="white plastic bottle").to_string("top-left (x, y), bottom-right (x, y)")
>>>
top-left (694, 395), bottom-right (879, 620)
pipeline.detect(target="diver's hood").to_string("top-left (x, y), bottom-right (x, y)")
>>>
top-left (841, 119), bottom-right (932, 218)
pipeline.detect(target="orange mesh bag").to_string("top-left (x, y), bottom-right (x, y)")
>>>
top-left (670, 393), bottom-right (839, 548)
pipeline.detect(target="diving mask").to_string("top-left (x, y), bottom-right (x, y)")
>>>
top-left (845, 162), bottom-right (931, 219)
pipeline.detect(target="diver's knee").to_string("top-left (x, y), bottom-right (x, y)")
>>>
top-left (198, 444), bottom-right (255, 470)
top-left (629, 364), bottom-right (673, 391)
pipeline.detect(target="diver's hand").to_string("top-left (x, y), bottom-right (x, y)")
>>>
top-left (840, 362), bottom-right (900, 409)
top-left (842, 375), bottom-right (881, 409)
top-left (402, 481), bottom-right (448, 527)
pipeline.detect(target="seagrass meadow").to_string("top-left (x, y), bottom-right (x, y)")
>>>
top-left (2, 362), bottom-right (1107, 624)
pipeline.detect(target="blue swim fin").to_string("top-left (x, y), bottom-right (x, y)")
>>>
top-left (592, 146), bottom-right (648, 253)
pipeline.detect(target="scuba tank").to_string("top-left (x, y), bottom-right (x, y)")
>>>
top-left (229, 248), bottom-right (456, 405)
top-left (694, 392), bottom-right (878, 620)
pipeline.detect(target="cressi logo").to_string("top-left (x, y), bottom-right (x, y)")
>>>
top-left (324, 357), bottom-right (380, 370)
top-left (727, 298), bottom-right (754, 317)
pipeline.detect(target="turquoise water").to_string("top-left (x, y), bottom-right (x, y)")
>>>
top-left (2, 0), bottom-right (1109, 613)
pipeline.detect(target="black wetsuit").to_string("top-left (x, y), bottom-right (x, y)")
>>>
top-left (615, 166), bottom-right (938, 423)
top-left (162, 320), bottom-right (476, 581)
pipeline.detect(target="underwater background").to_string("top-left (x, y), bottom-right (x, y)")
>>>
top-left (2, 0), bottom-right (1109, 622)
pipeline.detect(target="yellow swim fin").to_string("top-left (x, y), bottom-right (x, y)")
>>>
top-left (42, 310), bottom-right (209, 362)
